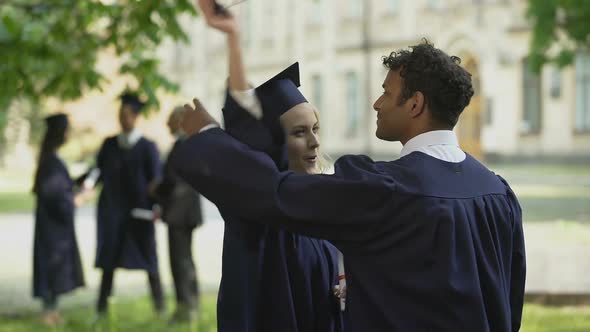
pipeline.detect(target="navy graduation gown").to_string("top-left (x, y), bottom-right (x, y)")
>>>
top-left (33, 154), bottom-right (85, 298)
top-left (172, 129), bottom-right (526, 332)
top-left (94, 136), bottom-right (162, 273)
top-left (257, 231), bottom-right (342, 332)
top-left (214, 92), bottom-right (343, 332)
top-left (216, 210), bottom-right (266, 332)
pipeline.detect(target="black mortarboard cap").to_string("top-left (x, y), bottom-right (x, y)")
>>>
top-left (255, 62), bottom-right (307, 119)
top-left (45, 113), bottom-right (68, 132)
top-left (120, 92), bottom-right (146, 114)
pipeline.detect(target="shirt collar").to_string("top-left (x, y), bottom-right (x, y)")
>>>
top-left (118, 128), bottom-right (142, 149)
top-left (400, 130), bottom-right (460, 158)
top-left (173, 131), bottom-right (186, 141)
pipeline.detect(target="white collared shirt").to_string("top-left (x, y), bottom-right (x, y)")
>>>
top-left (117, 127), bottom-right (142, 149)
top-left (199, 88), bottom-right (262, 133)
top-left (229, 89), bottom-right (263, 120)
top-left (399, 130), bottom-right (466, 162)
top-left (174, 132), bottom-right (186, 141)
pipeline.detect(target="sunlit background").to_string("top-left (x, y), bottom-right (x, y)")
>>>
top-left (1, 0), bottom-right (589, 331)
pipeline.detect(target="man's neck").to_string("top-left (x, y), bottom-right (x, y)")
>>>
top-left (401, 125), bottom-right (452, 146)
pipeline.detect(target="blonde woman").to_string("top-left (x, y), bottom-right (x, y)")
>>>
top-left (197, 1), bottom-right (344, 331)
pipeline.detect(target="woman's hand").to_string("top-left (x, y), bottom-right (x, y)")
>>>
top-left (197, 0), bottom-right (239, 35)
top-left (74, 188), bottom-right (95, 207)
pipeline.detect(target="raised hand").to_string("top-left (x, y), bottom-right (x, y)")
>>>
top-left (197, 0), bottom-right (239, 35)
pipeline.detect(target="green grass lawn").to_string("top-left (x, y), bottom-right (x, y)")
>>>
top-left (0, 168), bottom-right (34, 214)
top-left (0, 192), bottom-right (34, 214)
top-left (0, 296), bottom-right (588, 332)
top-left (0, 294), bottom-right (217, 332)
top-left (488, 163), bottom-right (590, 223)
top-left (521, 304), bottom-right (590, 332)
top-left (0, 168), bottom-right (97, 214)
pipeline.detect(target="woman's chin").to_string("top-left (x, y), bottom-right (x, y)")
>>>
top-left (304, 163), bottom-right (318, 174)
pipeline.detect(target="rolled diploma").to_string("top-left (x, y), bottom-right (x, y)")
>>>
top-left (338, 251), bottom-right (346, 311)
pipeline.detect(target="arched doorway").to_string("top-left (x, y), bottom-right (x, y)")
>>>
top-left (456, 55), bottom-right (483, 161)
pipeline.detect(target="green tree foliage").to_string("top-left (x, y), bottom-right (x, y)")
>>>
top-left (527, 0), bottom-right (590, 72)
top-left (0, 0), bottom-right (197, 111)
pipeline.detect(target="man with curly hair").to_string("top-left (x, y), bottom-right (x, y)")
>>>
top-left (174, 11), bottom-right (526, 330)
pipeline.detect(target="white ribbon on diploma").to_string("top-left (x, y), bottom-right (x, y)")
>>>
top-left (131, 205), bottom-right (162, 222)
top-left (130, 208), bottom-right (154, 221)
top-left (83, 168), bottom-right (100, 190)
top-left (338, 251), bottom-right (346, 311)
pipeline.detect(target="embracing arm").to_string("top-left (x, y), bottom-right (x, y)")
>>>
top-left (172, 128), bottom-right (395, 245)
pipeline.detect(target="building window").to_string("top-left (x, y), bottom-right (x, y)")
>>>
top-left (485, 97), bottom-right (494, 126)
top-left (240, 2), bottom-right (252, 47)
top-left (575, 52), bottom-right (590, 132)
top-left (346, 0), bottom-right (362, 18)
top-left (387, 0), bottom-right (399, 14)
top-left (311, 74), bottom-right (323, 112)
top-left (310, 0), bottom-right (323, 24)
top-left (550, 68), bottom-right (562, 99)
top-left (521, 59), bottom-right (542, 134)
top-left (346, 72), bottom-right (360, 137)
top-left (426, 0), bottom-right (439, 10)
top-left (261, 2), bottom-right (274, 45)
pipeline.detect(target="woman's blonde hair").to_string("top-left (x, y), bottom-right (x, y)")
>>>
top-left (312, 108), bottom-right (332, 174)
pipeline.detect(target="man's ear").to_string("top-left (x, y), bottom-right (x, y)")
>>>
top-left (408, 91), bottom-right (425, 118)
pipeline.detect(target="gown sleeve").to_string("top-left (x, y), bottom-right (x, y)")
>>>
top-left (144, 140), bottom-right (162, 183)
top-left (37, 158), bottom-right (75, 225)
top-left (172, 128), bottom-right (396, 247)
top-left (499, 176), bottom-right (526, 332)
top-left (75, 139), bottom-right (108, 188)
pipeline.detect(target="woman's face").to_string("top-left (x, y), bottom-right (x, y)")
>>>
top-left (280, 102), bottom-right (320, 174)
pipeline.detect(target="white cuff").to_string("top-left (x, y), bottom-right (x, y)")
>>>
top-left (199, 123), bottom-right (220, 133)
top-left (229, 89), bottom-right (263, 120)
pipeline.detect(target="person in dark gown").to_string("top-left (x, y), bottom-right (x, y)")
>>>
top-left (85, 93), bottom-right (165, 317)
top-left (174, 23), bottom-right (527, 332)
top-left (196, 2), bottom-right (344, 331)
top-left (32, 113), bottom-right (85, 327)
top-left (154, 107), bottom-right (203, 323)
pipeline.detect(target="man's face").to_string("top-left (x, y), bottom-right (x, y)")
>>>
top-left (372, 70), bottom-right (413, 142)
top-left (119, 104), bottom-right (138, 132)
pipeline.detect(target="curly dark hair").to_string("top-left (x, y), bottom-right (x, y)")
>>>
top-left (382, 39), bottom-right (474, 128)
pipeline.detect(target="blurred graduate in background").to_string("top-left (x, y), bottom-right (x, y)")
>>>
top-left (80, 93), bottom-right (165, 318)
top-left (154, 106), bottom-right (204, 324)
top-left (32, 113), bottom-right (87, 327)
